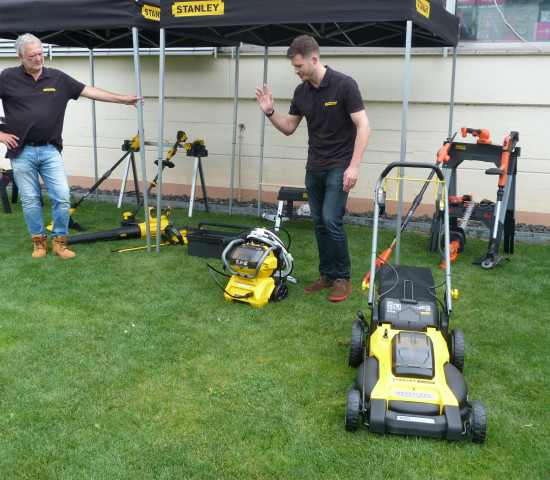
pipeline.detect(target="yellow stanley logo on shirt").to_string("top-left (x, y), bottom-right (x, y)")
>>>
top-left (325, 101), bottom-right (338, 106)
top-left (142, 4), bottom-right (160, 21)
top-left (416, 0), bottom-right (430, 18)
top-left (172, 1), bottom-right (225, 17)
top-left (43, 88), bottom-right (56, 92)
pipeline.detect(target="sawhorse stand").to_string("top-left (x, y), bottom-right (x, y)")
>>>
top-left (117, 138), bottom-right (142, 209)
top-left (274, 186), bottom-right (309, 230)
top-left (1, 168), bottom-right (17, 214)
top-left (186, 140), bottom-right (209, 218)
top-left (429, 138), bottom-right (520, 265)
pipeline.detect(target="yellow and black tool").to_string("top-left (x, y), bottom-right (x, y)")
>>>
top-left (121, 131), bottom-right (187, 227)
top-left (207, 227), bottom-right (294, 308)
top-left (67, 206), bottom-right (172, 245)
top-left (110, 224), bottom-right (194, 253)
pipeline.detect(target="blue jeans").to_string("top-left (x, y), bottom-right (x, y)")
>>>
top-left (305, 168), bottom-right (351, 281)
top-left (10, 144), bottom-right (71, 237)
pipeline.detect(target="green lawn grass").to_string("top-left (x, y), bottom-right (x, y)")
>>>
top-left (0, 197), bottom-right (549, 479)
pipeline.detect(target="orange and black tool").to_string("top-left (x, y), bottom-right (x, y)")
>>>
top-left (362, 133), bottom-right (456, 290)
top-left (461, 126), bottom-right (492, 145)
top-left (439, 195), bottom-right (474, 269)
top-left (481, 131), bottom-right (519, 269)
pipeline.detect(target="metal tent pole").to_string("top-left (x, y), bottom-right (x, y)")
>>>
top-left (156, 28), bottom-right (166, 252)
top-left (395, 20), bottom-right (413, 264)
top-left (448, 46), bottom-right (457, 139)
top-left (89, 49), bottom-right (98, 202)
top-left (229, 44), bottom-right (241, 215)
top-left (257, 46), bottom-right (268, 217)
top-left (132, 27), bottom-right (151, 250)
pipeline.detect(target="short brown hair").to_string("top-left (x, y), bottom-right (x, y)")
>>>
top-left (286, 35), bottom-right (320, 60)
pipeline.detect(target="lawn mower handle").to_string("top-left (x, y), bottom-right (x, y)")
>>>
top-left (379, 162), bottom-right (445, 181)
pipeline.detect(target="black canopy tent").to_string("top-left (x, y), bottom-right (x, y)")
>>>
top-left (161, 0), bottom-right (458, 47)
top-left (160, 0), bottom-right (459, 258)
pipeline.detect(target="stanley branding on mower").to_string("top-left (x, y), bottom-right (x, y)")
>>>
top-left (172, 1), bottom-right (225, 17)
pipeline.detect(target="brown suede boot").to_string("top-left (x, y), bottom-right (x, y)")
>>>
top-left (31, 234), bottom-right (48, 258)
top-left (52, 236), bottom-right (76, 259)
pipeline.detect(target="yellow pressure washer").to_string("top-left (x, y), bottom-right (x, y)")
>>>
top-left (207, 227), bottom-right (294, 308)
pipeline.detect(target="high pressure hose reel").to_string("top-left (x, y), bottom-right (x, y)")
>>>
top-left (208, 227), bottom-right (294, 308)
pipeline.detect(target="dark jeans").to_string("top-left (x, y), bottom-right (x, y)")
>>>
top-left (305, 167), bottom-right (351, 281)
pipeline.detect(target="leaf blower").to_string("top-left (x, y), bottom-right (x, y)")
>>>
top-left (67, 206), bottom-right (172, 245)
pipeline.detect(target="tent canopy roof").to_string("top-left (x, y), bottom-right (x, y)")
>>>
top-left (0, 0), bottom-right (236, 49)
top-left (160, 0), bottom-right (459, 48)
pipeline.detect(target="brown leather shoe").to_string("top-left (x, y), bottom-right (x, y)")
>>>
top-left (52, 236), bottom-right (76, 259)
top-left (303, 276), bottom-right (334, 293)
top-left (31, 234), bottom-right (48, 258)
top-left (328, 278), bottom-right (352, 302)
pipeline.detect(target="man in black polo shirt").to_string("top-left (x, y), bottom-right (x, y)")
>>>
top-left (0, 33), bottom-right (142, 259)
top-left (254, 35), bottom-right (370, 302)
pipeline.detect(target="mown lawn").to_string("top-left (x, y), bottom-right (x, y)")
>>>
top-left (0, 196), bottom-right (548, 479)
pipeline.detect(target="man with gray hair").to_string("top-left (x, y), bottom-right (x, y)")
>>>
top-left (0, 33), bottom-right (142, 259)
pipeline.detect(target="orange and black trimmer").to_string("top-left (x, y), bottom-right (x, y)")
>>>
top-left (362, 133), bottom-right (456, 290)
top-left (439, 195), bottom-right (474, 269)
top-left (461, 126), bottom-right (492, 144)
top-left (481, 131), bottom-right (519, 269)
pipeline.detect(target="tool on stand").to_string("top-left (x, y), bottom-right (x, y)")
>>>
top-left (362, 133), bottom-right (456, 291)
top-left (121, 131), bottom-right (187, 227)
top-left (428, 126), bottom-right (520, 270)
top-left (461, 126), bottom-right (492, 144)
top-left (439, 195), bottom-right (475, 269)
top-left (481, 131), bottom-right (520, 269)
top-left (185, 139), bottom-right (210, 218)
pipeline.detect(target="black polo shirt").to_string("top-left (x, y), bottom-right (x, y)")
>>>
top-left (0, 64), bottom-right (85, 158)
top-left (288, 66), bottom-right (365, 171)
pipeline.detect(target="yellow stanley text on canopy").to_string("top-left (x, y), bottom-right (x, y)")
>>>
top-left (172, 0), bottom-right (225, 17)
top-left (142, 4), bottom-right (160, 21)
top-left (416, 0), bottom-right (430, 18)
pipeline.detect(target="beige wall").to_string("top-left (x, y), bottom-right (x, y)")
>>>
top-left (1, 50), bottom-right (548, 224)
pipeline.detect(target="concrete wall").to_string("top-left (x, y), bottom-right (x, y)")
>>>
top-left (1, 49), bottom-right (548, 225)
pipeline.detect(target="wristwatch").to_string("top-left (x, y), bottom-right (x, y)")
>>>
top-left (265, 109), bottom-right (275, 117)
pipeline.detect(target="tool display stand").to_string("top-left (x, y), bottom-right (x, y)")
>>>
top-left (187, 140), bottom-right (209, 218)
top-left (428, 141), bottom-right (520, 263)
top-left (1, 169), bottom-right (17, 214)
top-left (274, 187), bottom-right (309, 230)
top-left (117, 138), bottom-right (142, 209)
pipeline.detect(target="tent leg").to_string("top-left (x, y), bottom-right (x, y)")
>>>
top-left (257, 46), bottom-right (268, 217)
top-left (89, 49), bottom-right (98, 202)
top-left (229, 44), bottom-right (241, 215)
top-left (156, 28), bottom-right (166, 252)
top-left (395, 20), bottom-right (413, 265)
top-left (448, 46), bottom-right (457, 139)
top-left (132, 27), bottom-right (150, 251)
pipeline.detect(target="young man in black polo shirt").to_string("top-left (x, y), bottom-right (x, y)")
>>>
top-left (254, 35), bottom-right (370, 302)
top-left (0, 33), bottom-right (142, 259)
